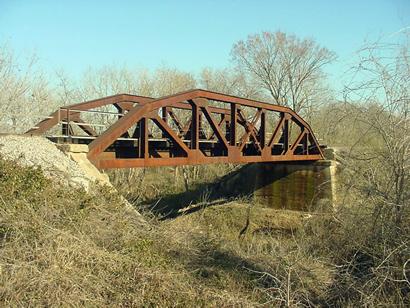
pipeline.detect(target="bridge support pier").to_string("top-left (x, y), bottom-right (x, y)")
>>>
top-left (215, 154), bottom-right (338, 211)
top-left (252, 160), bottom-right (338, 210)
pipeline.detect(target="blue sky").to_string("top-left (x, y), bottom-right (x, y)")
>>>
top-left (0, 0), bottom-right (409, 91)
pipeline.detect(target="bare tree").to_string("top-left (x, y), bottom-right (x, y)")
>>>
top-left (231, 31), bottom-right (336, 115)
top-left (0, 45), bottom-right (54, 133)
top-left (323, 32), bottom-right (410, 304)
top-left (343, 32), bottom-right (410, 227)
top-left (199, 67), bottom-right (263, 100)
top-left (76, 65), bottom-right (196, 100)
top-left (54, 69), bottom-right (82, 106)
top-left (152, 66), bottom-right (196, 97)
top-left (78, 66), bottom-right (141, 101)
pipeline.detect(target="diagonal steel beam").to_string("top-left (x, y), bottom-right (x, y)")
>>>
top-left (287, 129), bottom-right (308, 155)
top-left (200, 105), bottom-right (230, 150)
top-left (267, 113), bottom-right (288, 148)
top-left (238, 109), bottom-right (263, 152)
top-left (151, 114), bottom-right (191, 155)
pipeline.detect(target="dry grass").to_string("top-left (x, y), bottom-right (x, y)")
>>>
top-left (0, 159), bottom-right (253, 306)
top-left (1, 157), bottom-right (408, 307)
top-left (0, 158), bottom-right (299, 306)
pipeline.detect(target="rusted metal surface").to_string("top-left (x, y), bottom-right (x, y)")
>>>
top-left (26, 89), bottom-right (324, 169)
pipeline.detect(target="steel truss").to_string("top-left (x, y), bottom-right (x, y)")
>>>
top-left (26, 89), bottom-right (324, 169)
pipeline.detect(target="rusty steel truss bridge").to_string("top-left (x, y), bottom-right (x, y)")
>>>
top-left (26, 89), bottom-right (324, 169)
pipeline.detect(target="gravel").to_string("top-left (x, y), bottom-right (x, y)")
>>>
top-left (0, 135), bottom-right (95, 190)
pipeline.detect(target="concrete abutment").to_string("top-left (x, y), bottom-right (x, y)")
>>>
top-left (214, 149), bottom-right (339, 211)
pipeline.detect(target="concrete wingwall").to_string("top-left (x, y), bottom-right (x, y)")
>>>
top-left (57, 143), bottom-right (146, 223)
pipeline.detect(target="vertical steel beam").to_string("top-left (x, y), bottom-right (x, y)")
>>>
top-left (198, 113), bottom-right (203, 140)
top-left (63, 108), bottom-right (73, 138)
top-left (62, 109), bottom-right (68, 136)
top-left (161, 107), bottom-right (168, 138)
top-left (191, 102), bottom-right (199, 150)
top-left (303, 133), bottom-right (309, 154)
top-left (283, 117), bottom-right (289, 153)
top-left (230, 103), bottom-right (237, 146)
top-left (259, 109), bottom-right (266, 148)
top-left (161, 107), bottom-right (168, 121)
top-left (225, 117), bottom-right (230, 141)
top-left (139, 117), bottom-right (149, 158)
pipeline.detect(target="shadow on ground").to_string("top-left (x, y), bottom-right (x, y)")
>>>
top-left (168, 238), bottom-right (279, 291)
